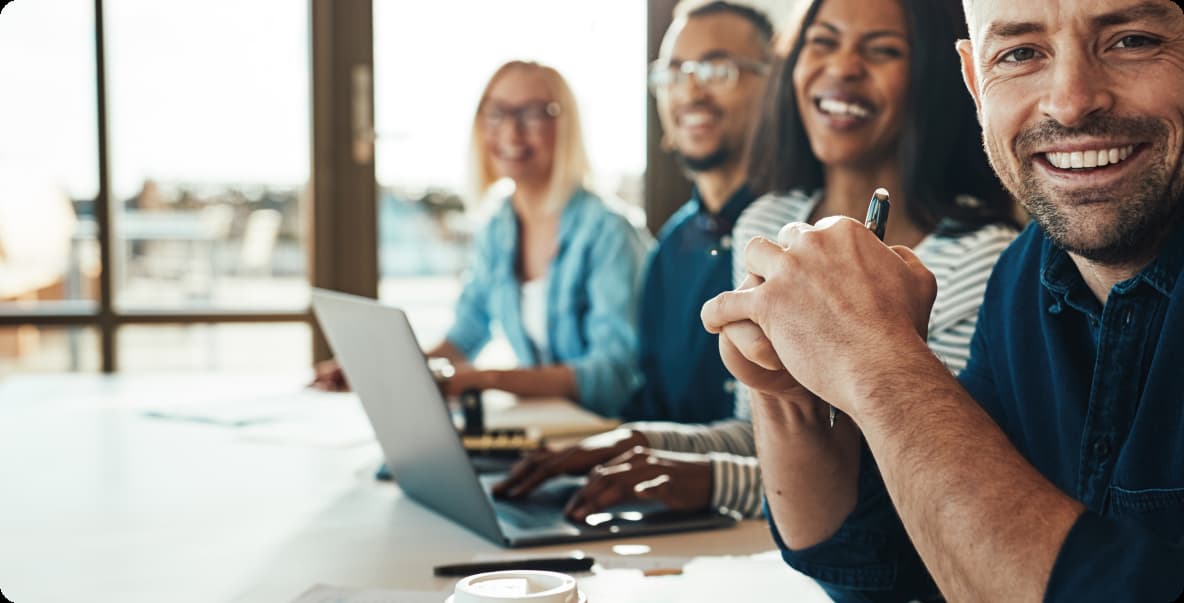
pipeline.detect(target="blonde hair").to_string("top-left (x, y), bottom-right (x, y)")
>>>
top-left (469, 60), bottom-right (590, 213)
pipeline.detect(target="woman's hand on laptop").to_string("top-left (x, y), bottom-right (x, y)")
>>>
top-left (564, 448), bottom-right (711, 522)
top-left (310, 359), bottom-right (350, 392)
top-left (492, 429), bottom-right (649, 499)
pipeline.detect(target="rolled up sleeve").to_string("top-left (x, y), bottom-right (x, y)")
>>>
top-left (770, 443), bottom-right (941, 603)
top-left (1045, 511), bottom-right (1184, 602)
top-left (445, 226), bottom-right (496, 359)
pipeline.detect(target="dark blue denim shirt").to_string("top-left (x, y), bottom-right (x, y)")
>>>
top-left (621, 184), bottom-right (756, 423)
top-left (773, 222), bottom-right (1184, 602)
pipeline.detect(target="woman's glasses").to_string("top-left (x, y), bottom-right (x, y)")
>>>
top-left (480, 100), bottom-right (561, 133)
top-left (648, 56), bottom-right (769, 93)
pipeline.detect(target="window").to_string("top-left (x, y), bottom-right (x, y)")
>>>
top-left (2, 1), bottom-right (668, 373)
top-left (105, 0), bottom-right (310, 312)
top-left (373, 0), bottom-right (647, 346)
top-left (0, 0), bottom-right (99, 311)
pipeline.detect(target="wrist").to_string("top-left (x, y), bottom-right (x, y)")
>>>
top-left (475, 369), bottom-right (499, 391)
top-left (610, 429), bottom-right (648, 455)
top-left (749, 389), bottom-right (830, 433)
top-left (627, 430), bottom-right (649, 448)
top-left (845, 342), bottom-right (951, 425)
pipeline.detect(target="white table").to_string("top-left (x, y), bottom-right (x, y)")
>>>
top-left (0, 374), bottom-right (828, 603)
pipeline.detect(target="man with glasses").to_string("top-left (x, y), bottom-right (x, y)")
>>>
top-left (493, 1), bottom-right (773, 515)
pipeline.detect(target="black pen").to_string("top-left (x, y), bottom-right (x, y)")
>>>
top-left (433, 556), bottom-right (595, 577)
top-left (829, 187), bottom-right (892, 429)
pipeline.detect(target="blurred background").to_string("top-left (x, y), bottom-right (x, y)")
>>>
top-left (0, 0), bottom-right (795, 377)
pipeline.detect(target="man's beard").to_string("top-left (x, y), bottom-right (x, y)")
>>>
top-left (989, 114), bottom-right (1184, 265)
top-left (675, 145), bottom-right (732, 173)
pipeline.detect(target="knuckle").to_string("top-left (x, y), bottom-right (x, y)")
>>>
top-left (742, 235), bottom-right (765, 256)
top-left (776, 248), bottom-right (799, 272)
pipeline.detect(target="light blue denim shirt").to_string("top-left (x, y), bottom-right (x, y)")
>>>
top-left (445, 188), bottom-right (649, 416)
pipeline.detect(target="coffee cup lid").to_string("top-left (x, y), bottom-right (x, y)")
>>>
top-left (445, 570), bottom-right (586, 603)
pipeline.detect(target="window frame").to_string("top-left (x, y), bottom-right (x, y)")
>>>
top-left (2, 0), bottom-right (679, 372)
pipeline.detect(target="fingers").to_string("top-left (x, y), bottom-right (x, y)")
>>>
top-left (720, 320), bottom-right (782, 371)
top-left (742, 235), bottom-right (790, 281)
top-left (565, 461), bottom-right (652, 521)
top-left (736, 273), bottom-right (763, 291)
top-left (631, 473), bottom-right (674, 501)
top-left (889, 244), bottom-right (925, 272)
top-left (701, 288), bottom-right (759, 334)
top-left (491, 452), bottom-right (543, 498)
top-left (776, 221), bottom-right (811, 247)
top-left (310, 364), bottom-right (347, 391)
top-left (493, 449), bottom-right (569, 499)
top-left (890, 245), bottom-right (938, 335)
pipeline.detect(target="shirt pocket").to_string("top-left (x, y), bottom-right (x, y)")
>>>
top-left (1108, 485), bottom-right (1184, 514)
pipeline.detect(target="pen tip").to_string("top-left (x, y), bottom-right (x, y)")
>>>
top-left (873, 187), bottom-right (890, 201)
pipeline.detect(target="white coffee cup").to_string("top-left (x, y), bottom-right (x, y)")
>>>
top-left (445, 570), bottom-right (587, 603)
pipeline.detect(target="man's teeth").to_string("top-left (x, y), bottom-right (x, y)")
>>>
top-left (682, 112), bottom-right (715, 127)
top-left (1045, 145), bottom-right (1135, 170)
top-left (818, 98), bottom-right (872, 119)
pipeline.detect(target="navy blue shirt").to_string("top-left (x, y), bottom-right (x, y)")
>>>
top-left (622, 184), bottom-right (756, 423)
top-left (774, 222), bottom-right (1184, 602)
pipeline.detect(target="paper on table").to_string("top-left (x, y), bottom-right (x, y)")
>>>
top-left (576, 554), bottom-right (831, 603)
top-left (143, 390), bottom-right (356, 427)
top-left (236, 397), bottom-right (375, 448)
top-left (290, 584), bottom-right (446, 603)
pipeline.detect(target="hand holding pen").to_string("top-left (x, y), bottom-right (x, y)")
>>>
top-left (704, 186), bottom-right (931, 425)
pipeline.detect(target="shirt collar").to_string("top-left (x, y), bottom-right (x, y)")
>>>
top-left (497, 186), bottom-right (588, 251)
top-left (1138, 223), bottom-right (1184, 296)
top-left (1040, 221), bottom-right (1184, 312)
top-left (690, 183), bottom-right (755, 236)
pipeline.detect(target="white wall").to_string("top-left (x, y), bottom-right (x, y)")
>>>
top-left (675, 0), bottom-right (802, 32)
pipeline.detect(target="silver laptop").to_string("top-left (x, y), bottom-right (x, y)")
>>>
top-left (311, 288), bottom-right (737, 547)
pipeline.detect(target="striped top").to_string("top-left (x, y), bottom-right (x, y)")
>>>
top-left (629, 189), bottom-right (1018, 517)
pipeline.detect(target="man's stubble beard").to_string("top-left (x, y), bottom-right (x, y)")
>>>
top-left (985, 115), bottom-right (1184, 266)
top-left (675, 145), bottom-right (732, 174)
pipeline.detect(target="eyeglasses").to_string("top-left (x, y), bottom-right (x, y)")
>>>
top-left (479, 100), bottom-right (561, 133)
top-left (648, 56), bottom-right (770, 93)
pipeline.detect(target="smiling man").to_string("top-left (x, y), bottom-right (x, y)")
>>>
top-left (700, 0), bottom-right (1184, 601)
top-left (492, 1), bottom-right (772, 515)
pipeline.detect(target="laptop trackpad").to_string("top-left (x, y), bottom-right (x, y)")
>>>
top-left (483, 474), bottom-right (681, 530)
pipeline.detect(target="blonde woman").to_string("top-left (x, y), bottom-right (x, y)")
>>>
top-left (316, 61), bottom-right (647, 416)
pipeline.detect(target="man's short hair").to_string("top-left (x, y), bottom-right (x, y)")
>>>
top-left (679, 1), bottom-right (775, 47)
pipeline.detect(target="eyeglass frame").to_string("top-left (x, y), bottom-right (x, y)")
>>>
top-left (647, 55), bottom-right (770, 94)
top-left (478, 100), bottom-right (562, 133)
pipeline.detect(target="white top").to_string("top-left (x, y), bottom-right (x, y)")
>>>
top-left (520, 276), bottom-right (551, 363)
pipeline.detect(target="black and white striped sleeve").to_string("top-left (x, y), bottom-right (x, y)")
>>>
top-left (628, 419), bottom-right (765, 518)
top-left (920, 223), bottom-right (1018, 374)
top-left (630, 419), bottom-right (755, 456)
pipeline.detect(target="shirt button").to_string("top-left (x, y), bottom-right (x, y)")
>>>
top-left (1093, 439), bottom-right (1110, 457)
top-left (721, 235), bottom-right (733, 250)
